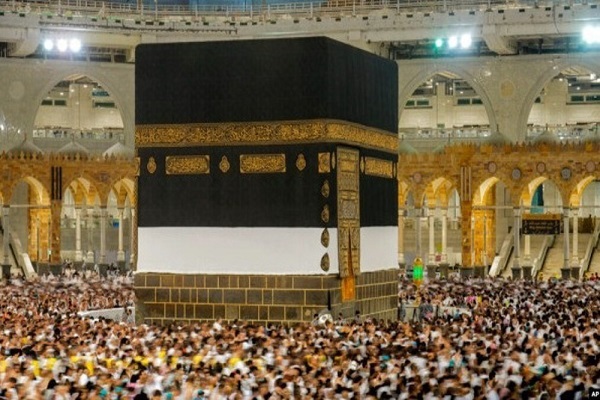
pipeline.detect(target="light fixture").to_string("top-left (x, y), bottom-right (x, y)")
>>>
top-left (435, 38), bottom-right (444, 48)
top-left (57, 39), bottom-right (68, 52)
top-left (43, 37), bottom-right (83, 53)
top-left (69, 38), bottom-right (81, 52)
top-left (582, 26), bottom-right (600, 44)
top-left (448, 36), bottom-right (458, 49)
top-left (43, 39), bottom-right (54, 51)
top-left (460, 34), bottom-right (472, 49)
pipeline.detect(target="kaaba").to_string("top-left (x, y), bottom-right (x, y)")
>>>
top-left (134, 37), bottom-right (399, 325)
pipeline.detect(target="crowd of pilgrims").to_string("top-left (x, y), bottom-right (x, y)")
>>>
top-left (0, 272), bottom-right (598, 400)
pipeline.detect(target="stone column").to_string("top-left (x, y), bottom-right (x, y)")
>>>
top-left (523, 234), bottom-right (531, 265)
top-left (571, 208), bottom-right (579, 263)
top-left (50, 200), bottom-right (62, 266)
top-left (130, 207), bottom-right (136, 265)
top-left (521, 232), bottom-right (533, 280)
top-left (562, 208), bottom-right (571, 279)
top-left (441, 209), bottom-right (448, 264)
top-left (117, 208), bottom-right (125, 262)
top-left (438, 209), bottom-right (449, 278)
top-left (86, 207), bottom-right (95, 264)
top-left (460, 200), bottom-right (474, 278)
top-left (398, 208), bottom-right (405, 269)
top-left (511, 207), bottom-right (521, 279)
top-left (75, 208), bottom-right (83, 262)
top-left (427, 210), bottom-right (436, 265)
top-left (571, 208), bottom-right (581, 279)
top-left (99, 207), bottom-right (107, 264)
top-left (35, 217), bottom-right (41, 261)
top-left (2, 206), bottom-right (11, 279)
top-left (415, 208), bottom-right (423, 258)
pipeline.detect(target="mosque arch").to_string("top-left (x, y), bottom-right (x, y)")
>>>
top-left (398, 68), bottom-right (496, 140)
top-left (568, 176), bottom-right (600, 228)
top-left (32, 73), bottom-right (126, 145)
top-left (7, 176), bottom-right (51, 264)
top-left (522, 62), bottom-right (600, 142)
top-left (472, 177), bottom-right (513, 266)
top-left (109, 177), bottom-right (135, 208)
top-left (9, 176), bottom-right (50, 206)
top-left (519, 177), bottom-right (564, 215)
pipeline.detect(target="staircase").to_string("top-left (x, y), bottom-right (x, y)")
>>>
top-left (0, 229), bottom-right (20, 277)
top-left (499, 234), bottom-right (548, 279)
top-left (589, 250), bottom-right (600, 275)
top-left (537, 233), bottom-right (590, 279)
top-left (542, 245), bottom-right (565, 279)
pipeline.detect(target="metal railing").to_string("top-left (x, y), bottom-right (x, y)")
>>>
top-left (580, 222), bottom-right (600, 280)
top-left (489, 230), bottom-right (513, 277)
top-left (33, 128), bottom-right (124, 142)
top-left (400, 124), bottom-right (600, 142)
top-left (0, 0), bottom-right (592, 22)
top-left (531, 234), bottom-right (554, 279)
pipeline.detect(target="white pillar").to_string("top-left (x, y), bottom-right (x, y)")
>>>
top-left (471, 215), bottom-right (475, 268)
top-left (75, 208), bottom-right (82, 262)
top-left (130, 207), bottom-right (135, 265)
top-left (86, 207), bottom-right (94, 263)
top-left (398, 209), bottom-right (405, 266)
top-left (563, 209), bottom-right (570, 270)
top-left (2, 206), bottom-right (10, 266)
top-left (441, 209), bottom-right (448, 263)
top-left (428, 211), bottom-right (436, 264)
top-left (416, 209), bottom-right (422, 259)
top-left (99, 207), bottom-right (107, 264)
top-left (513, 207), bottom-right (521, 269)
top-left (36, 217), bottom-right (41, 261)
top-left (523, 234), bottom-right (532, 266)
top-left (572, 208), bottom-right (579, 266)
top-left (117, 208), bottom-right (125, 262)
top-left (482, 213), bottom-right (488, 267)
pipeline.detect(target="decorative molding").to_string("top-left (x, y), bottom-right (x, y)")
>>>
top-left (340, 199), bottom-right (358, 220)
top-left (295, 154), bottom-right (306, 171)
top-left (364, 157), bottom-right (394, 179)
top-left (318, 152), bottom-right (331, 173)
top-left (360, 157), bottom-right (365, 174)
top-left (146, 157), bottom-right (157, 174)
top-left (240, 154), bottom-right (286, 174)
top-left (321, 204), bottom-right (330, 223)
top-left (321, 180), bottom-right (330, 198)
top-left (219, 156), bottom-right (230, 173)
top-left (331, 152), bottom-right (336, 170)
top-left (320, 253), bottom-right (330, 272)
top-left (136, 120), bottom-right (398, 153)
top-left (320, 228), bottom-right (330, 248)
top-left (165, 155), bottom-right (210, 175)
top-left (337, 147), bottom-right (360, 278)
top-left (586, 160), bottom-right (596, 173)
top-left (135, 157), bottom-right (141, 176)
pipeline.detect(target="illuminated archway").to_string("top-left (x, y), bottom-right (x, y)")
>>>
top-left (33, 74), bottom-right (125, 149)
top-left (525, 64), bottom-right (600, 142)
top-left (472, 177), bottom-right (513, 268)
top-left (399, 71), bottom-right (494, 146)
top-left (9, 177), bottom-right (51, 264)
